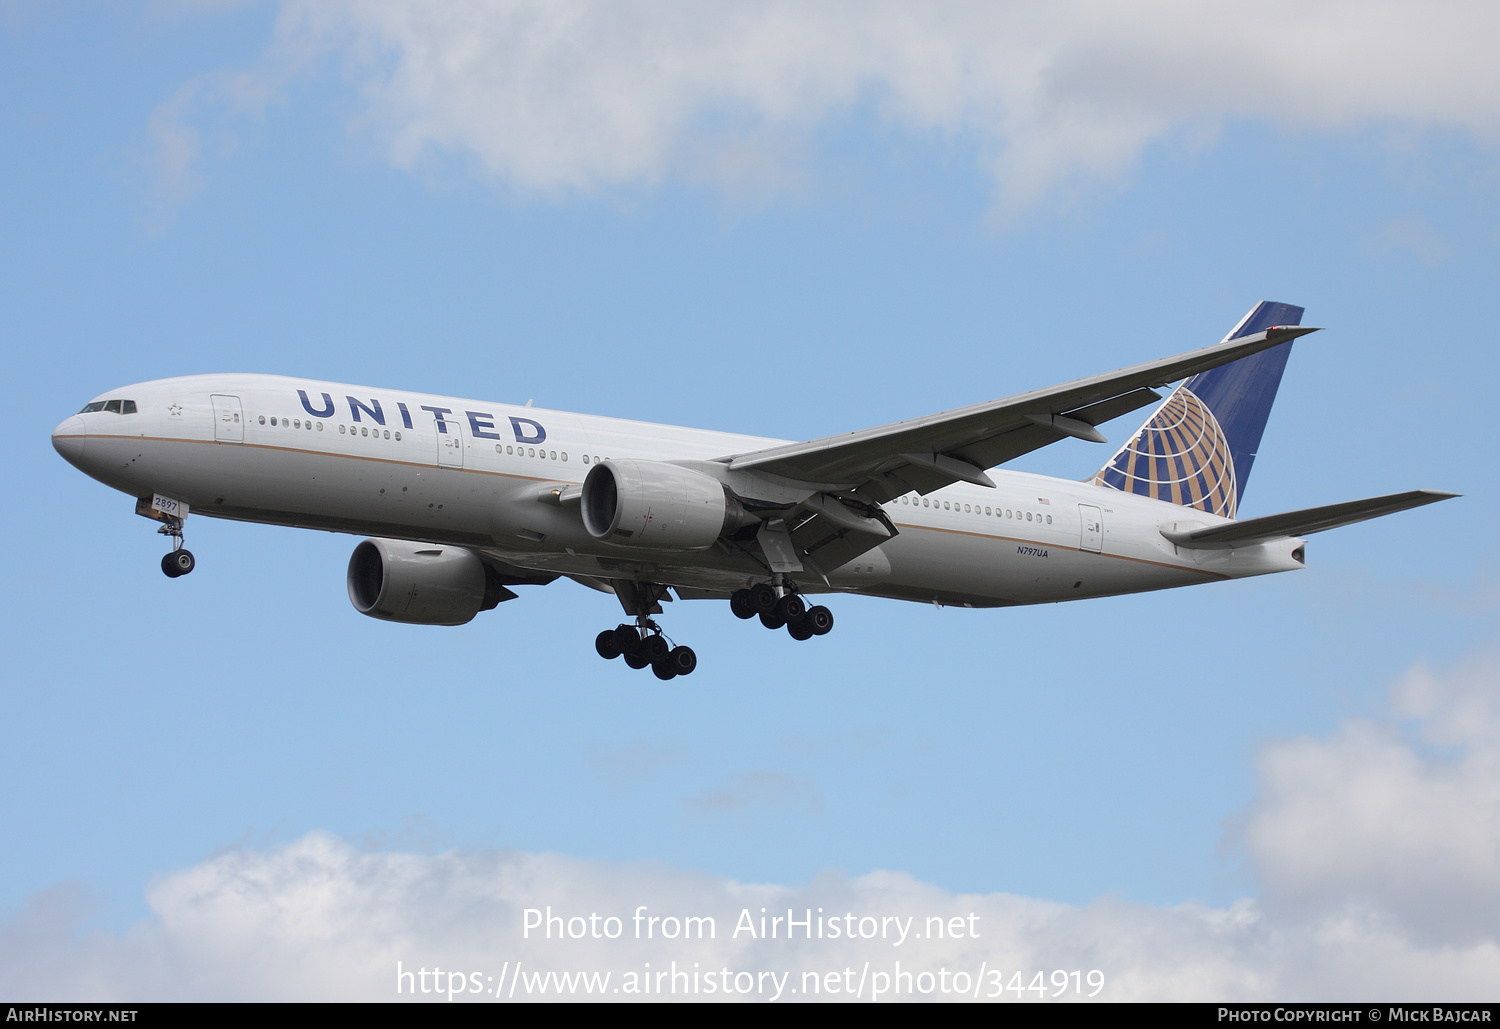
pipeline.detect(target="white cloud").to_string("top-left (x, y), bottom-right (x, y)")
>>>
top-left (142, 82), bottom-right (203, 213)
top-left (587, 740), bottom-right (690, 786)
top-left (682, 770), bottom-right (823, 814)
top-left (1373, 216), bottom-right (1452, 265)
top-left (4, 653), bottom-right (1500, 1001)
top-left (165, 0), bottom-right (1500, 210)
top-left (1246, 654), bottom-right (1500, 946)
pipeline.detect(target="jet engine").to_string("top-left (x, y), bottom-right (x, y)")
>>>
top-left (581, 459), bottom-right (751, 550)
top-left (346, 538), bottom-right (509, 625)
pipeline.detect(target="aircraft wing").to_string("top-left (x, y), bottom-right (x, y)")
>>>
top-left (724, 324), bottom-right (1319, 502)
top-left (1160, 490), bottom-right (1458, 550)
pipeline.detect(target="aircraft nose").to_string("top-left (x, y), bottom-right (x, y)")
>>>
top-left (52, 416), bottom-right (86, 465)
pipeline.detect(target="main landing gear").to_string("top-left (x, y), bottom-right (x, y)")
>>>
top-left (595, 581), bottom-right (697, 680)
top-left (593, 580), bottom-right (830, 677)
top-left (158, 516), bottom-right (196, 578)
top-left (595, 622), bottom-right (698, 681)
top-left (730, 582), bottom-right (833, 642)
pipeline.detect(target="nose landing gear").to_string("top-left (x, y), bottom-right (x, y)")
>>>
top-left (157, 517), bottom-right (195, 578)
top-left (137, 496), bottom-right (196, 578)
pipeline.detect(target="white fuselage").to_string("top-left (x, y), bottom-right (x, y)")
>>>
top-left (52, 374), bottom-right (1304, 608)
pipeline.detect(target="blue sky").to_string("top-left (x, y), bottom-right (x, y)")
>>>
top-left (3, 2), bottom-right (1498, 1000)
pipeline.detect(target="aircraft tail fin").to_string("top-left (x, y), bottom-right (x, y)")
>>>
top-left (1092, 301), bottom-right (1304, 518)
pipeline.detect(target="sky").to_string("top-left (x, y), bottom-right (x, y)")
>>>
top-left (2, 0), bottom-right (1498, 1002)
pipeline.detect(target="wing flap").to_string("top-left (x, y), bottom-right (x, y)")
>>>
top-left (789, 514), bottom-right (893, 582)
top-left (1161, 490), bottom-right (1459, 550)
top-left (1065, 387), bottom-right (1164, 428)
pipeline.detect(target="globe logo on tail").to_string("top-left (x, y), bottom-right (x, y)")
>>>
top-left (1092, 386), bottom-right (1238, 518)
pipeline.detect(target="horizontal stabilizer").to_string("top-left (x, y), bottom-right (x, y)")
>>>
top-left (1161, 490), bottom-right (1459, 550)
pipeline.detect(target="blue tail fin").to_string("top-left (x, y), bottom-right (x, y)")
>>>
top-left (1092, 301), bottom-right (1304, 518)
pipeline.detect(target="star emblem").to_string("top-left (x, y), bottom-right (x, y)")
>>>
top-left (169, 404), bottom-right (183, 417)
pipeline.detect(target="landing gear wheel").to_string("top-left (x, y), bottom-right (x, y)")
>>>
top-left (750, 583), bottom-right (778, 614)
top-left (775, 594), bottom-right (806, 623)
top-left (787, 618), bottom-right (814, 641)
top-left (806, 605), bottom-right (834, 635)
top-left (623, 651), bottom-right (650, 670)
top-left (759, 609), bottom-right (785, 631)
top-left (595, 630), bottom-right (622, 660)
top-left (613, 625), bottom-right (642, 655)
top-left (651, 659), bottom-right (677, 681)
top-left (162, 549), bottom-right (194, 577)
top-left (642, 635), bottom-right (670, 662)
top-left (667, 645), bottom-right (697, 676)
top-left (730, 589), bottom-right (757, 619)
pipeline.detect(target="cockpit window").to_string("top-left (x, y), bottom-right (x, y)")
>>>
top-left (78, 400), bottom-right (137, 414)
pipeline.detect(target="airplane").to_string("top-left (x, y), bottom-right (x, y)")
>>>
top-left (52, 302), bottom-right (1454, 679)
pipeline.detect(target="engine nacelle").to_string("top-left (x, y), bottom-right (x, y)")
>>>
top-left (582, 459), bottom-right (743, 550)
top-left (347, 538), bottom-right (504, 625)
